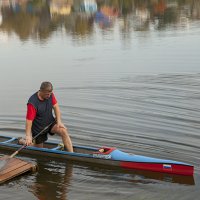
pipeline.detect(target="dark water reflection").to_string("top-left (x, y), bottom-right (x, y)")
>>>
top-left (30, 160), bottom-right (73, 200)
top-left (0, 0), bottom-right (200, 200)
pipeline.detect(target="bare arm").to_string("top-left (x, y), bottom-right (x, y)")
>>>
top-left (53, 103), bottom-right (65, 128)
top-left (25, 119), bottom-right (33, 145)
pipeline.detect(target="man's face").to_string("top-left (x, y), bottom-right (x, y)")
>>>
top-left (40, 90), bottom-right (52, 100)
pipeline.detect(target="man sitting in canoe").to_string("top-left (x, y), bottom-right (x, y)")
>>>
top-left (24, 81), bottom-right (73, 152)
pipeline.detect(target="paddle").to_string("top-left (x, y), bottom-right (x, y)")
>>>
top-left (0, 121), bottom-right (55, 171)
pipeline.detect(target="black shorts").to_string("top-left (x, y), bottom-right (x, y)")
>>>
top-left (34, 121), bottom-right (56, 144)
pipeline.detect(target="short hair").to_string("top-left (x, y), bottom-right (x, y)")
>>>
top-left (40, 81), bottom-right (53, 92)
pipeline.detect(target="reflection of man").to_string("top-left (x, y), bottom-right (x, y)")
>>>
top-left (31, 161), bottom-right (73, 200)
top-left (25, 81), bottom-right (73, 152)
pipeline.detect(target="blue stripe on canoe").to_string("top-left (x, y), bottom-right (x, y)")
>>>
top-left (1, 137), bottom-right (16, 143)
top-left (0, 140), bottom-right (97, 158)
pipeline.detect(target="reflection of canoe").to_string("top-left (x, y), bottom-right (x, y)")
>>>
top-left (86, 164), bottom-right (195, 186)
top-left (128, 169), bottom-right (195, 185)
top-left (0, 135), bottom-right (194, 176)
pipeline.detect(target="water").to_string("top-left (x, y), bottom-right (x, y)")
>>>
top-left (0, 0), bottom-right (200, 199)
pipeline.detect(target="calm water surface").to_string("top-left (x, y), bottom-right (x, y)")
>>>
top-left (0, 0), bottom-right (200, 199)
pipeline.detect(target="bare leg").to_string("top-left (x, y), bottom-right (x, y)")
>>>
top-left (51, 125), bottom-right (73, 152)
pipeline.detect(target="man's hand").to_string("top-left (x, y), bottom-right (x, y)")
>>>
top-left (56, 121), bottom-right (65, 129)
top-left (25, 135), bottom-right (33, 146)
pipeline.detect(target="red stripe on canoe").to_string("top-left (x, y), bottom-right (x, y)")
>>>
top-left (120, 161), bottom-right (194, 176)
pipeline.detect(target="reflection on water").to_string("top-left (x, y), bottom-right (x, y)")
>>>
top-left (0, 0), bottom-right (200, 41)
top-left (127, 169), bottom-right (195, 186)
top-left (30, 160), bottom-right (73, 200)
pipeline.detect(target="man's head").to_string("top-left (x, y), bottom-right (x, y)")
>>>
top-left (39, 81), bottom-right (53, 99)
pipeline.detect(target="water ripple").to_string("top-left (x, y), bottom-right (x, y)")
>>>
top-left (1, 73), bottom-right (199, 199)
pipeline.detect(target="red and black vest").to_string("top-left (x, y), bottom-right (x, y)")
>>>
top-left (28, 92), bottom-right (55, 135)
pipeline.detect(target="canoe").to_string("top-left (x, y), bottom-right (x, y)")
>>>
top-left (0, 135), bottom-right (194, 176)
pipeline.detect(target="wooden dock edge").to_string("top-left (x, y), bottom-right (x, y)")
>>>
top-left (0, 157), bottom-right (38, 184)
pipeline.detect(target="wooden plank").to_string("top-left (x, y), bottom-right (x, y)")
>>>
top-left (0, 158), bottom-right (29, 174)
top-left (0, 156), bottom-right (37, 184)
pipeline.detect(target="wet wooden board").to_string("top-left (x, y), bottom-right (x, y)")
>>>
top-left (0, 156), bottom-right (37, 184)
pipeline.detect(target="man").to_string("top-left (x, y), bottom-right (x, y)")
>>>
top-left (25, 81), bottom-right (73, 152)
